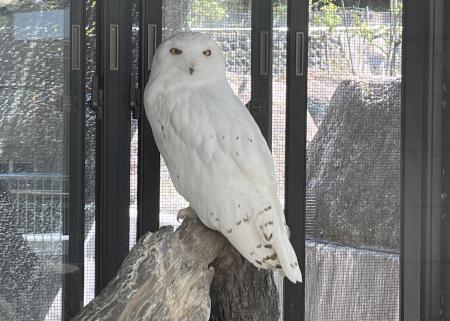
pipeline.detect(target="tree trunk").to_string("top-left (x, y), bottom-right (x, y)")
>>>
top-left (72, 209), bottom-right (279, 321)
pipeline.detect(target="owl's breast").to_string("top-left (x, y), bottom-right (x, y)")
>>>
top-left (146, 87), bottom-right (219, 201)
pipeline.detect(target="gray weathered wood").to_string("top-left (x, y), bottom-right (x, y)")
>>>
top-left (209, 245), bottom-right (280, 321)
top-left (72, 209), bottom-right (279, 321)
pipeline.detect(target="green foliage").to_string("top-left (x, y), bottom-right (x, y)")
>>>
top-left (188, 0), bottom-right (226, 26)
top-left (311, 0), bottom-right (343, 30)
top-left (273, 1), bottom-right (287, 15)
top-left (352, 11), bottom-right (374, 44)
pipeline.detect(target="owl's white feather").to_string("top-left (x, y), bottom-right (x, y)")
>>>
top-left (144, 32), bottom-right (302, 283)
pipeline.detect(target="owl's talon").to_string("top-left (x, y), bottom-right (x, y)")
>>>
top-left (177, 206), bottom-right (192, 222)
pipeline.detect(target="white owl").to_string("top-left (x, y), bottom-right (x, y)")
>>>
top-left (144, 32), bottom-right (302, 283)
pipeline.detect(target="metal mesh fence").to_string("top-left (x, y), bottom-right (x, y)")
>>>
top-left (272, 1), bottom-right (287, 319)
top-left (83, 0), bottom-right (97, 307)
top-left (129, 0), bottom-right (140, 250)
top-left (305, 1), bottom-right (402, 320)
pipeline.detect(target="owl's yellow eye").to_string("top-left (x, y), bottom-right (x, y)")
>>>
top-left (170, 48), bottom-right (182, 55)
top-left (203, 49), bottom-right (212, 57)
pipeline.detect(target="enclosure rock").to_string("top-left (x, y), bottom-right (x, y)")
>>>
top-left (306, 79), bottom-right (401, 250)
top-left (72, 210), bottom-right (279, 321)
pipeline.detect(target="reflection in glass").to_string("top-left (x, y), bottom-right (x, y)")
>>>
top-left (0, 0), bottom-right (71, 320)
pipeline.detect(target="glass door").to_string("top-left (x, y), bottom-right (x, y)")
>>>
top-left (0, 0), bottom-right (83, 320)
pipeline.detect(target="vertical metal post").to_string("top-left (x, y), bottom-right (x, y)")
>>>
top-left (95, 0), bottom-right (132, 293)
top-left (63, 0), bottom-right (85, 318)
top-left (136, 0), bottom-right (162, 238)
top-left (401, 0), bottom-right (445, 319)
top-left (251, 0), bottom-right (273, 146)
top-left (284, 0), bottom-right (308, 320)
top-left (442, 0), bottom-right (450, 316)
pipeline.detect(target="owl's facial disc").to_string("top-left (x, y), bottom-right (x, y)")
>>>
top-left (153, 32), bottom-right (227, 84)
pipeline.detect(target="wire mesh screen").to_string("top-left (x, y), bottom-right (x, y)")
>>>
top-left (0, 0), bottom-right (72, 319)
top-left (129, 0), bottom-right (140, 250)
top-left (84, 0), bottom-right (97, 306)
top-left (272, 1), bottom-right (287, 319)
top-left (305, 1), bottom-right (402, 320)
top-left (160, 0), bottom-right (252, 228)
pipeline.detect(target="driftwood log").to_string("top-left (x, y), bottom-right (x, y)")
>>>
top-left (72, 209), bottom-right (279, 321)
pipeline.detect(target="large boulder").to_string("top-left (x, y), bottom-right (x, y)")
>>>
top-left (306, 79), bottom-right (401, 250)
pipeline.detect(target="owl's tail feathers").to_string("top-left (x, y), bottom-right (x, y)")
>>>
top-left (273, 230), bottom-right (303, 283)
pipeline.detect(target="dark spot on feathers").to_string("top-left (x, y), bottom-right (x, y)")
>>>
top-left (176, 175), bottom-right (180, 179)
top-left (210, 212), bottom-right (214, 216)
top-left (235, 152), bottom-right (239, 156)
top-left (250, 251), bottom-right (255, 256)
top-left (294, 262), bottom-right (298, 266)
top-left (263, 232), bottom-right (273, 242)
top-left (264, 221), bottom-right (274, 227)
top-left (256, 244), bottom-right (262, 249)
top-left (237, 204), bottom-right (240, 208)
top-left (222, 136), bottom-right (225, 140)
top-left (227, 228), bottom-right (232, 234)
top-left (276, 264), bottom-right (282, 269)
top-left (269, 253), bottom-right (277, 260)
top-left (257, 205), bottom-right (272, 215)
top-left (247, 138), bottom-right (253, 142)
top-left (236, 220), bottom-right (242, 225)
top-left (255, 260), bottom-right (262, 265)
top-left (243, 215), bottom-right (250, 222)
top-left (236, 136), bottom-right (239, 140)
top-left (215, 218), bottom-right (220, 222)
top-left (264, 244), bottom-right (272, 249)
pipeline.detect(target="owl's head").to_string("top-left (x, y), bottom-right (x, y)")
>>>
top-left (151, 32), bottom-right (227, 86)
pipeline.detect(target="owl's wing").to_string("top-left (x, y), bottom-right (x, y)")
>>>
top-left (203, 92), bottom-right (277, 187)
top-left (163, 88), bottom-right (301, 283)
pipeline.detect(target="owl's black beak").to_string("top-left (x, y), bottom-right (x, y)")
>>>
top-left (189, 67), bottom-right (195, 75)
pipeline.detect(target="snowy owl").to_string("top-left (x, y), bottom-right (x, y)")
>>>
top-left (144, 32), bottom-right (302, 283)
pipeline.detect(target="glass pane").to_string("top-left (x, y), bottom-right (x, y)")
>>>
top-left (160, 0), bottom-right (252, 228)
top-left (306, 1), bottom-right (402, 320)
top-left (84, 0), bottom-right (97, 306)
top-left (273, 0), bottom-right (287, 319)
top-left (0, 0), bottom-right (73, 320)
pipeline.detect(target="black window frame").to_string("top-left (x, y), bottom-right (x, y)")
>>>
top-left (95, 0), bottom-right (132, 293)
top-left (63, 0), bottom-right (86, 318)
top-left (401, 0), bottom-right (447, 319)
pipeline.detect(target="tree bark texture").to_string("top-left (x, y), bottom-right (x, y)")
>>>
top-left (72, 209), bottom-right (279, 321)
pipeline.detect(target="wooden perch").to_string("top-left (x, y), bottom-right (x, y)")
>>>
top-left (72, 209), bottom-right (279, 321)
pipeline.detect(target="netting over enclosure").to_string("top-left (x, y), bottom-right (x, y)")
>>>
top-left (305, 1), bottom-right (402, 320)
